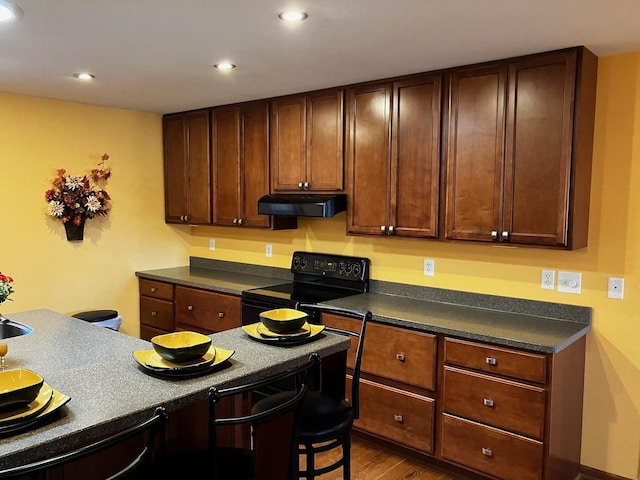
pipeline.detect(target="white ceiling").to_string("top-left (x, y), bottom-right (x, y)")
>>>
top-left (1, 0), bottom-right (639, 114)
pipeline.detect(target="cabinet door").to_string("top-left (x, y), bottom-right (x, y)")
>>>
top-left (391, 75), bottom-right (442, 238)
top-left (445, 65), bottom-right (506, 241)
top-left (163, 114), bottom-right (188, 223)
top-left (306, 90), bottom-right (344, 192)
top-left (185, 110), bottom-right (212, 224)
top-left (504, 51), bottom-right (576, 246)
top-left (212, 107), bottom-right (241, 226)
top-left (346, 84), bottom-right (393, 235)
top-left (241, 102), bottom-right (271, 228)
top-left (270, 96), bottom-right (306, 192)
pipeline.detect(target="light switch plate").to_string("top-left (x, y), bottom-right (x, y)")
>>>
top-left (265, 244), bottom-right (272, 258)
top-left (557, 271), bottom-right (582, 294)
top-left (208, 238), bottom-right (215, 251)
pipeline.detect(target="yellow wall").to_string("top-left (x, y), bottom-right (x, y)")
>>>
top-left (0, 93), bottom-right (190, 336)
top-left (1, 51), bottom-right (639, 478)
top-left (189, 53), bottom-right (640, 478)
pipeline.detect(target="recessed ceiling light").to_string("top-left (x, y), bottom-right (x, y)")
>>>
top-left (278, 10), bottom-right (308, 22)
top-left (0, 0), bottom-right (23, 22)
top-left (214, 62), bottom-right (236, 71)
top-left (73, 73), bottom-right (95, 80)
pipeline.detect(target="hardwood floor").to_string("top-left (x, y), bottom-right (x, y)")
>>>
top-left (302, 433), bottom-right (486, 480)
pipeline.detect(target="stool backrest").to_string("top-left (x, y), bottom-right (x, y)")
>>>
top-left (0, 406), bottom-right (168, 480)
top-left (208, 353), bottom-right (320, 480)
top-left (297, 304), bottom-right (371, 420)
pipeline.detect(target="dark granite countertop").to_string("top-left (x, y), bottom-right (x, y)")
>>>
top-left (135, 258), bottom-right (591, 354)
top-left (0, 309), bottom-right (349, 469)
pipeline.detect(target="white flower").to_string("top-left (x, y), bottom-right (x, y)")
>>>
top-left (66, 176), bottom-right (83, 191)
top-left (47, 200), bottom-right (65, 217)
top-left (85, 195), bottom-right (101, 213)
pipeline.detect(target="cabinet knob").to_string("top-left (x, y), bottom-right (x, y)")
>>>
top-left (151, 311), bottom-right (157, 317)
top-left (380, 226), bottom-right (387, 233)
top-left (298, 182), bottom-right (304, 189)
top-left (238, 218), bottom-right (244, 225)
top-left (150, 287), bottom-right (157, 293)
top-left (393, 414), bottom-right (403, 423)
top-left (491, 230), bottom-right (498, 240)
top-left (218, 312), bottom-right (224, 318)
top-left (485, 357), bottom-right (497, 366)
top-left (233, 218), bottom-right (238, 224)
top-left (304, 182), bottom-right (310, 189)
top-left (483, 398), bottom-right (495, 408)
top-left (501, 231), bottom-right (509, 240)
top-left (481, 447), bottom-right (493, 457)
top-left (187, 305), bottom-right (193, 311)
top-left (388, 225), bottom-right (395, 234)
top-left (395, 353), bottom-right (405, 362)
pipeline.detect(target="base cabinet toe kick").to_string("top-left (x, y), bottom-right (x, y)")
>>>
top-left (324, 312), bottom-right (586, 480)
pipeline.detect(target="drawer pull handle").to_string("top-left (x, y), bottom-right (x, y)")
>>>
top-left (393, 414), bottom-right (403, 423)
top-left (483, 398), bottom-right (495, 407)
top-left (151, 311), bottom-right (157, 317)
top-left (395, 353), bottom-right (405, 362)
top-left (187, 305), bottom-right (194, 311)
top-left (218, 312), bottom-right (225, 318)
top-left (481, 447), bottom-right (493, 457)
top-left (485, 357), bottom-right (497, 366)
top-left (150, 287), bottom-right (157, 293)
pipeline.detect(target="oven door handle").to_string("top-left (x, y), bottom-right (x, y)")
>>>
top-left (296, 302), bottom-right (368, 320)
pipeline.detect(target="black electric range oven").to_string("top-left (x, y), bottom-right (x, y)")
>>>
top-left (241, 251), bottom-right (370, 326)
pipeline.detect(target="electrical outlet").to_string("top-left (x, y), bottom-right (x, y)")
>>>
top-left (208, 238), bottom-right (215, 251)
top-left (557, 271), bottom-right (582, 294)
top-left (265, 244), bottom-right (272, 258)
top-left (423, 259), bottom-right (435, 277)
top-left (608, 277), bottom-right (624, 299)
top-left (541, 269), bottom-right (555, 290)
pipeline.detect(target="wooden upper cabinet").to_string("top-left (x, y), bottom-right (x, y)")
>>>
top-left (212, 102), bottom-right (271, 228)
top-left (346, 83), bottom-right (393, 235)
top-left (163, 109), bottom-right (211, 224)
top-left (270, 89), bottom-right (344, 193)
top-left (347, 74), bottom-right (442, 238)
top-left (446, 47), bottom-right (597, 248)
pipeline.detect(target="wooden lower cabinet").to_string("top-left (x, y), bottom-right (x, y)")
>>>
top-left (139, 279), bottom-right (175, 341)
top-left (174, 286), bottom-right (241, 333)
top-left (321, 312), bottom-right (586, 480)
top-left (441, 414), bottom-right (544, 480)
top-left (348, 375), bottom-right (434, 454)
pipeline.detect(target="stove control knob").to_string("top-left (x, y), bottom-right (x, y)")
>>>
top-left (345, 263), bottom-right (352, 274)
top-left (352, 263), bottom-right (361, 277)
top-left (300, 257), bottom-right (308, 269)
top-left (293, 255), bottom-right (300, 269)
top-left (338, 261), bottom-right (345, 274)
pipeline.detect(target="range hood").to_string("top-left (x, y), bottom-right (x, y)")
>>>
top-left (258, 194), bottom-right (346, 218)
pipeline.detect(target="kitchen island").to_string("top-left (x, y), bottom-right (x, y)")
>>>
top-left (0, 309), bottom-right (350, 471)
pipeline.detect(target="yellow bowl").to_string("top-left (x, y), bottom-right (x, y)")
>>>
top-left (259, 308), bottom-right (308, 334)
top-left (151, 331), bottom-right (212, 363)
top-left (0, 369), bottom-right (44, 410)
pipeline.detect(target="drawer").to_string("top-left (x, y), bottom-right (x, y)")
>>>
top-left (322, 314), bottom-right (436, 391)
top-left (139, 279), bottom-right (174, 301)
top-left (363, 323), bottom-right (436, 390)
top-left (175, 286), bottom-right (241, 333)
top-left (444, 337), bottom-right (547, 383)
top-left (440, 413), bottom-right (543, 480)
top-left (139, 297), bottom-right (174, 332)
top-left (347, 376), bottom-right (434, 454)
top-left (443, 366), bottom-right (545, 440)
top-left (140, 324), bottom-right (169, 342)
